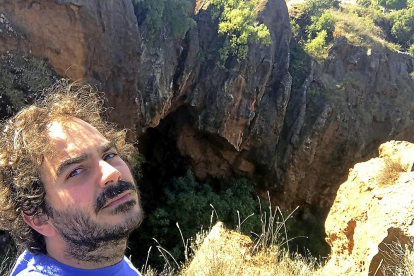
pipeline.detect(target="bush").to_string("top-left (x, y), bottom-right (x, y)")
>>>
top-left (0, 53), bottom-right (57, 116)
top-left (211, 0), bottom-right (272, 62)
top-left (409, 43), bottom-right (414, 55)
top-left (375, 0), bottom-right (407, 10)
top-left (306, 10), bottom-right (336, 40)
top-left (304, 30), bottom-right (327, 61)
top-left (129, 172), bottom-right (265, 270)
top-left (132, 0), bottom-right (196, 42)
top-left (296, 0), bottom-right (340, 21)
top-left (387, 7), bottom-right (414, 48)
top-left (378, 157), bottom-right (405, 186)
top-left (358, 0), bottom-right (372, 8)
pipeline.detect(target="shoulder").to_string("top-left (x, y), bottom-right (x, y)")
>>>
top-left (117, 257), bottom-right (142, 276)
top-left (10, 250), bottom-right (61, 276)
top-left (14, 272), bottom-right (46, 276)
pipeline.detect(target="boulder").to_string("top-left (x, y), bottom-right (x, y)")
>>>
top-left (324, 141), bottom-right (414, 275)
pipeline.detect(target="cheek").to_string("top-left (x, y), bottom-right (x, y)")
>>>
top-left (119, 163), bottom-right (134, 182)
top-left (55, 186), bottom-right (96, 208)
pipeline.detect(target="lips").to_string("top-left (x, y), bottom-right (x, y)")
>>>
top-left (103, 191), bottom-right (132, 209)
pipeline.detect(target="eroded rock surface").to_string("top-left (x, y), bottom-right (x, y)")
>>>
top-left (0, 0), bottom-right (142, 130)
top-left (1, 0), bottom-right (414, 213)
top-left (324, 141), bottom-right (414, 275)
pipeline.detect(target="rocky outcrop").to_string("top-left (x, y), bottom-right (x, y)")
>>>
top-left (277, 38), bottom-right (414, 210)
top-left (1, 0), bottom-right (414, 214)
top-left (324, 141), bottom-right (414, 275)
top-left (0, 0), bottom-right (142, 130)
top-left (183, 222), bottom-right (255, 275)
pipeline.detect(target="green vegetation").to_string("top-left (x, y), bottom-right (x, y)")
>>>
top-left (386, 7), bottom-right (414, 48)
top-left (304, 30), bottom-right (328, 62)
top-left (130, 171), bottom-right (266, 269)
top-left (211, 0), bottom-right (272, 62)
top-left (133, 0), bottom-right (271, 63)
top-left (306, 10), bottom-right (336, 40)
top-left (132, 0), bottom-right (196, 42)
top-left (0, 53), bottom-right (57, 115)
top-left (289, 0), bottom-right (413, 62)
top-left (375, 0), bottom-right (407, 11)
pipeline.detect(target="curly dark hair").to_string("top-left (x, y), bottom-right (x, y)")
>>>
top-left (0, 80), bottom-right (135, 255)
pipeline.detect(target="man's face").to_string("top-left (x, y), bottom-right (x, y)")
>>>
top-left (40, 118), bottom-right (143, 258)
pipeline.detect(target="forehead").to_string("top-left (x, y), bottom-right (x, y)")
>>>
top-left (41, 118), bottom-right (110, 182)
top-left (46, 118), bottom-right (108, 152)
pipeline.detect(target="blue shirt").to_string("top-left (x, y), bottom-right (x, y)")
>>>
top-left (10, 250), bottom-right (141, 276)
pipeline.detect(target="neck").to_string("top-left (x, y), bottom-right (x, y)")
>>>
top-left (45, 235), bottom-right (128, 269)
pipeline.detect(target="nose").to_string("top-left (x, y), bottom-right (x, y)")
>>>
top-left (99, 160), bottom-right (121, 187)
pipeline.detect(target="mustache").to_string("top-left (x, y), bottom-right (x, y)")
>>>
top-left (94, 180), bottom-right (137, 214)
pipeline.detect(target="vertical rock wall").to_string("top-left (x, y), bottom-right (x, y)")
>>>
top-left (1, 0), bottom-right (414, 212)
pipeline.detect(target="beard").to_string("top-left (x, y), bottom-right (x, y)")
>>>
top-left (44, 180), bottom-right (144, 263)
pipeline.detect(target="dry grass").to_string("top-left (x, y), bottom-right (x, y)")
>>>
top-left (330, 9), bottom-right (400, 52)
top-left (141, 201), bottom-right (327, 276)
top-left (379, 239), bottom-right (414, 276)
top-left (377, 158), bottom-right (405, 187)
top-left (140, 200), bottom-right (414, 276)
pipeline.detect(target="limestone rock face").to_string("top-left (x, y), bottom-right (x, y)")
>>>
top-left (136, 0), bottom-right (292, 184)
top-left (0, 0), bottom-right (142, 130)
top-left (1, 0), bottom-right (414, 213)
top-left (277, 39), bottom-right (414, 210)
top-left (324, 141), bottom-right (414, 275)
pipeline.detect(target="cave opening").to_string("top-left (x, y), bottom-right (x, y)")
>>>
top-left (129, 104), bottom-right (332, 268)
top-left (136, 105), bottom-right (195, 214)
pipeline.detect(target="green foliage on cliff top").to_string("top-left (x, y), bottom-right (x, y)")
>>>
top-left (290, 0), bottom-right (409, 62)
top-left (132, 0), bottom-right (196, 42)
top-left (375, 0), bottom-right (407, 10)
top-left (211, 0), bottom-right (272, 62)
top-left (386, 7), bottom-right (414, 48)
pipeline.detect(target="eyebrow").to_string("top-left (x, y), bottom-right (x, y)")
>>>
top-left (56, 141), bottom-right (117, 178)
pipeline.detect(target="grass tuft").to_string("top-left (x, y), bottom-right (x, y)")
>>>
top-left (378, 158), bottom-right (405, 186)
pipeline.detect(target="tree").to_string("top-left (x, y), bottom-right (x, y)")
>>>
top-left (388, 7), bottom-right (414, 48)
top-left (211, 0), bottom-right (272, 61)
top-left (306, 10), bottom-right (336, 40)
top-left (132, 0), bottom-right (196, 42)
top-left (375, 0), bottom-right (407, 11)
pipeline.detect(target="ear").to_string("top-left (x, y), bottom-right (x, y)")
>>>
top-left (22, 212), bottom-right (56, 237)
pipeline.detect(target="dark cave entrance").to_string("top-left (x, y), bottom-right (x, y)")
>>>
top-left (130, 104), bottom-right (331, 266)
top-left (136, 105), bottom-right (195, 214)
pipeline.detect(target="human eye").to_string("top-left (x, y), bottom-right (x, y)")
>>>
top-left (103, 152), bottom-right (118, 161)
top-left (67, 168), bottom-right (83, 179)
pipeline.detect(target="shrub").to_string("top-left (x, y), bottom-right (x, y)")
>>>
top-left (409, 43), bottom-right (414, 55)
top-left (304, 30), bottom-right (327, 61)
top-left (358, 0), bottom-right (372, 8)
top-left (130, 172), bottom-right (265, 270)
top-left (378, 157), bottom-right (405, 186)
top-left (330, 8), bottom-right (399, 52)
top-left (211, 0), bottom-right (272, 62)
top-left (132, 0), bottom-right (196, 42)
top-left (387, 7), bottom-right (414, 48)
top-left (295, 0), bottom-right (340, 21)
top-left (306, 10), bottom-right (336, 40)
top-left (0, 53), bottom-right (57, 116)
top-left (375, 0), bottom-right (407, 10)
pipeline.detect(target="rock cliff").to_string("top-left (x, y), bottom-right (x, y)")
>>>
top-left (1, 0), bottom-right (414, 214)
top-left (0, 0), bottom-right (142, 130)
top-left (324, 140), bottom-right (414, 275)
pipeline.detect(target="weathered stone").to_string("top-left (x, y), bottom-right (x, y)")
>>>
top-left (0, 0), bottom-right (142, 132)
top-left (1, 0), bottom-right (414, 215)
top-left (324, 141), bottom-right (414, 275)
